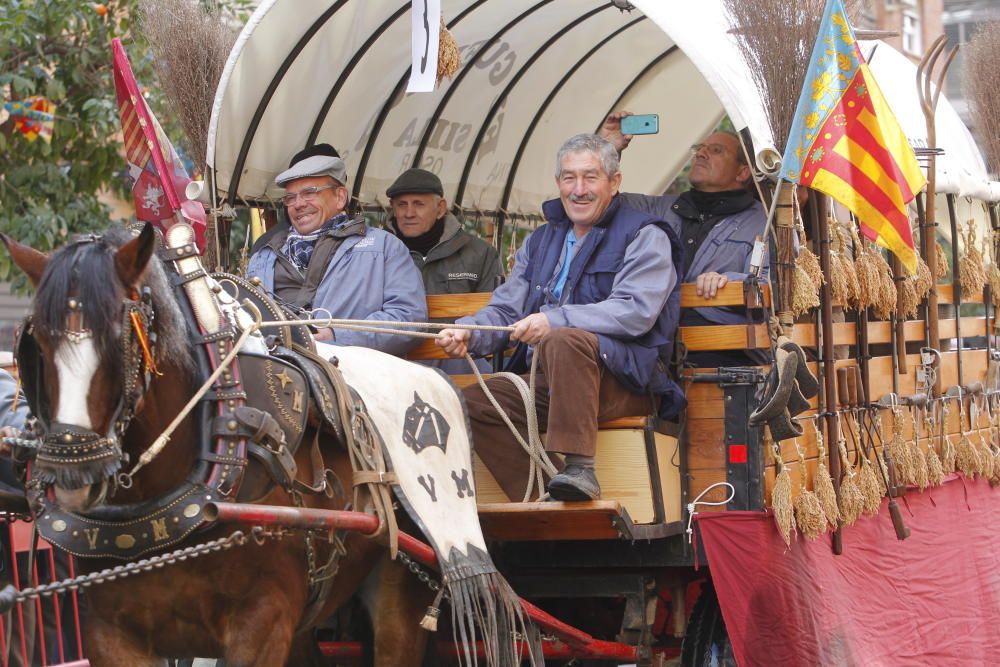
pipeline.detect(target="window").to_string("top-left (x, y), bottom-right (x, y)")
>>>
top-left (902, 10), bottom-right (922, 55)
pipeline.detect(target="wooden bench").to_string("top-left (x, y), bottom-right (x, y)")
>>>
top-left (407, 292), bottom-right (695, 540)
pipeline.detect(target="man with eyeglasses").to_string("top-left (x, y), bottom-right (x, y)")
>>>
top-left (247, 152), bottom-right (426, 355)
top-left (600, 113), bottom-right (767, 338)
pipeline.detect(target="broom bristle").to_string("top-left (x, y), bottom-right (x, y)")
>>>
top-left (959, 220), bottom-right (988, 301)
top-left (838, 475), bottom-right (865, 526)
top-left (772, 464), bottom-right (795, 546)
top-left (955, 434), bottom-right (980, 477)
top-left (858, 459), bottom-right (883, 515)
top-left (912, 444), bottom-right (930, 491)
top-left (926, 442), bottom-right (945, 486)
top-left (138, 0), bottom-right (238, 171)
top-left (794, 489), bottom-right (827, 539)
top-left (963, 21), bottom-right (1000, 176)
top-left (914, 256), bottom-right (934, 300)
top-left (723, 0), bottom-right (862, 151)
top-left (935, 242), bottom-right (950, 280)
top-left (814, 461), bottom-right (840, 529)
top-left (437, 20), bottom-right (462, 83)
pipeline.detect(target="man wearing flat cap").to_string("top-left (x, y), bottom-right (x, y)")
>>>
top-left (386, 168), bottom-right (502, 296)
top-left (247, 153), bottom-right (427, 355)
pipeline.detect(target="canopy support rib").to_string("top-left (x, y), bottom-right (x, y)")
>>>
top-left (412, 0), bottom-right (558, 169)
top-left (306, 2), bottom-right (412, 149)
top-left (351, 0), bottom-right (489, 204)
top-left (226, 1), bottom-right (349, 206)
top-left (453, 4), bottom-right (613, 207)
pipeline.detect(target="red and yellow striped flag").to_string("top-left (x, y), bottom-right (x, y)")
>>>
top-left (780, 0), bottom-right (924, 273)
top-left (112, 38), bottom-right (206, 251)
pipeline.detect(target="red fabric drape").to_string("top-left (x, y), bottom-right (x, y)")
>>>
top-left (695, 476), bottom-right (1000, 666)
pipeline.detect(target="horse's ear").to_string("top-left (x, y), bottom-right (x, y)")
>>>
top-left (115, 223), bottom-right (156, 289)
top-left (0, 233), bottom-right (48, 287)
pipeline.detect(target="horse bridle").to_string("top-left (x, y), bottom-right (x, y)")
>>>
top-left (14, 284), bottom-right (159, 490)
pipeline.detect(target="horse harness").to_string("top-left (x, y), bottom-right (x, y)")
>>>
top-left (11, 224), bottom-right (358, 620)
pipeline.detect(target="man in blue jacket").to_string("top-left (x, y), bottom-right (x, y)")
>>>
top-left (435, 134), bottom-right (684, 501)
top-left (247, 154), bottom-right (426, 355)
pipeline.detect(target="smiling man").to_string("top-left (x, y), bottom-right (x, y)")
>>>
top-left (247, 153), bottom-right (426, 355)
top-left (435, 134), bottom-right (684, 501)
top-left (600, 113), bottom-right (767, 329)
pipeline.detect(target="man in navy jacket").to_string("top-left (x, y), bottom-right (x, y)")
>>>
top-left (435, 134), bottom-right (683, 501)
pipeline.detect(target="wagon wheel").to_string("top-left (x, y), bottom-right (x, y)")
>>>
top-left (680, 582), bottom-right (735, 667)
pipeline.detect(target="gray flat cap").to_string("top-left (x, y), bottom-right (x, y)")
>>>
top-left (275, 155), bottom-right (348, 187)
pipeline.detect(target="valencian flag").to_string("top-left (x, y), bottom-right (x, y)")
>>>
top-left (780, 0), bottom-right (924, 273)
top-left (3, 97), bottom-right (57, 143)
top-left (112, 38), bottom-right (206, 251)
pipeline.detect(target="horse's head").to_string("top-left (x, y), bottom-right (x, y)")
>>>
top-left (1, 224), bottom-right (182, 512)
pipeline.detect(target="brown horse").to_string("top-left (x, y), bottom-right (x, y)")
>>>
top-left (1, 225), bottom-right (433, 666)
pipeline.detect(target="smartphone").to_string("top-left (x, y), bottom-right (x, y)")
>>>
top-left (620, 114), bottom-right (659, 135)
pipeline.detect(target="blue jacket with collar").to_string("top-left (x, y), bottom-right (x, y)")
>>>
top-left (246, 222), bottom-right (427, 355)
top-left (515, 197), bottom-right (685, 419)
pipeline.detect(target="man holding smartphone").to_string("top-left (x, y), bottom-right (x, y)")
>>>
top-left (600, 112), bottom-right (767, 346)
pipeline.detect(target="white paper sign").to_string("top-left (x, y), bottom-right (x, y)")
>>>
top-left (406, 0), bottom-right (441, 93)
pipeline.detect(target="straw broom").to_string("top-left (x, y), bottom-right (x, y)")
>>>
top-left (963, 22), bottom-right (1000, 181)
top-left (769, 435), bottom-right (795, 546)
top-left (812, 424), bottom-right (840, 529)
top-left (138, 0), bottom-right (238, 172)
top-left (793, 440), bottom-right (826, 539)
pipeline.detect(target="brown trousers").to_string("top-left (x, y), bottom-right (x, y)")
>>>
top-left (463, 328), bottom-right (651, 501)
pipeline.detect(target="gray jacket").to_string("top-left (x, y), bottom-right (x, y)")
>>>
top-left (0, 370), bottom-right (27, 429)
top-left (620, 192), bottom-right (767, 325)
top-left (457, 224), bottom-right (675, 359)
top-left (390, 213), bottom-right (503, 294)
top-left (247, 220), bottom-right (427, 356)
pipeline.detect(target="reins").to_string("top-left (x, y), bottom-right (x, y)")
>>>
top-left (121, 305), bottom-right (557, 504)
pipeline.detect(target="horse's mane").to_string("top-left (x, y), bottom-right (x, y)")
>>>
top-left (33, 228), bottom-right (194, 377)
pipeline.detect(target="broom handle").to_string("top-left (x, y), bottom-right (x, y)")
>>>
top-left (819, 209), bottom-right (844, 555)
top-left (947, 194), bottom-right (965, 387)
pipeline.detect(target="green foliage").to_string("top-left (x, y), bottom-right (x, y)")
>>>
top-left (0, 0), bottom-right (252, 291)
top-left (0, 0), bottom-right (149, 288)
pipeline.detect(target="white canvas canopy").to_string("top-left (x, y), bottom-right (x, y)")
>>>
top-left (205, 0), bottom-right (1000, 215)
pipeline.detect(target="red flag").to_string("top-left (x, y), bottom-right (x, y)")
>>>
top-left (112, 38), bottom-right (206, 251)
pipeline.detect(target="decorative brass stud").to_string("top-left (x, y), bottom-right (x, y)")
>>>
top-left (227, 420), bottom-right (238, 431)
top-left (183, 504), bottom-right (200, 518)
top-left (52, 520), bottom-right (67, 532)
top-left (115, 534), bottom-right (136, 549)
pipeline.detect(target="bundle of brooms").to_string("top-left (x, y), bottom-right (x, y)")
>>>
top-left (963, 22), bottom-right (1000, 305)
top-left (724, 0), bottom-right (910, 538)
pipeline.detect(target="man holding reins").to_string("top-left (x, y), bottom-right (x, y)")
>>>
top-left (248, 152), bottom-right (427, 355)
top-left (435, 133), bottom-right (684, 502)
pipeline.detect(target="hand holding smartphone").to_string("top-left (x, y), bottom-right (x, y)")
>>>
top-left (620, 114), bottom-right (659, 135)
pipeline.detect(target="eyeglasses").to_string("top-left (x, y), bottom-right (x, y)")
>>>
top-left (690, 143), bottom-right (730, 157)
top-left (281, 185), bottom-right (337, 206)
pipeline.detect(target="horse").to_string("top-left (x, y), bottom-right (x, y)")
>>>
top-left (0, 224), bottom-right (435, 666)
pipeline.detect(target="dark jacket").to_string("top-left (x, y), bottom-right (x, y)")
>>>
top-left (621, 192), bottom-right (767, 324)
top-left (389, 213), bottom-right (503, 294)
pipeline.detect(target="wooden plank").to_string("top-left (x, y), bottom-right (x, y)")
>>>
top-left (478, 502), bottom-right (634, 541)
top-left (680, 282), bottom-right (772, 308)
top-left (679, 324), bottom-right (768, 351)
top-left (407, 340), bottom-right (451, 360)
top-left (425, 292), bottom-right (493, 318)
top-left (598, 416), bottom-right (648, 429)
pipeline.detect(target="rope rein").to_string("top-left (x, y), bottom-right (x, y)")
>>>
top-left (130, 305), bottom-right (556, 500)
